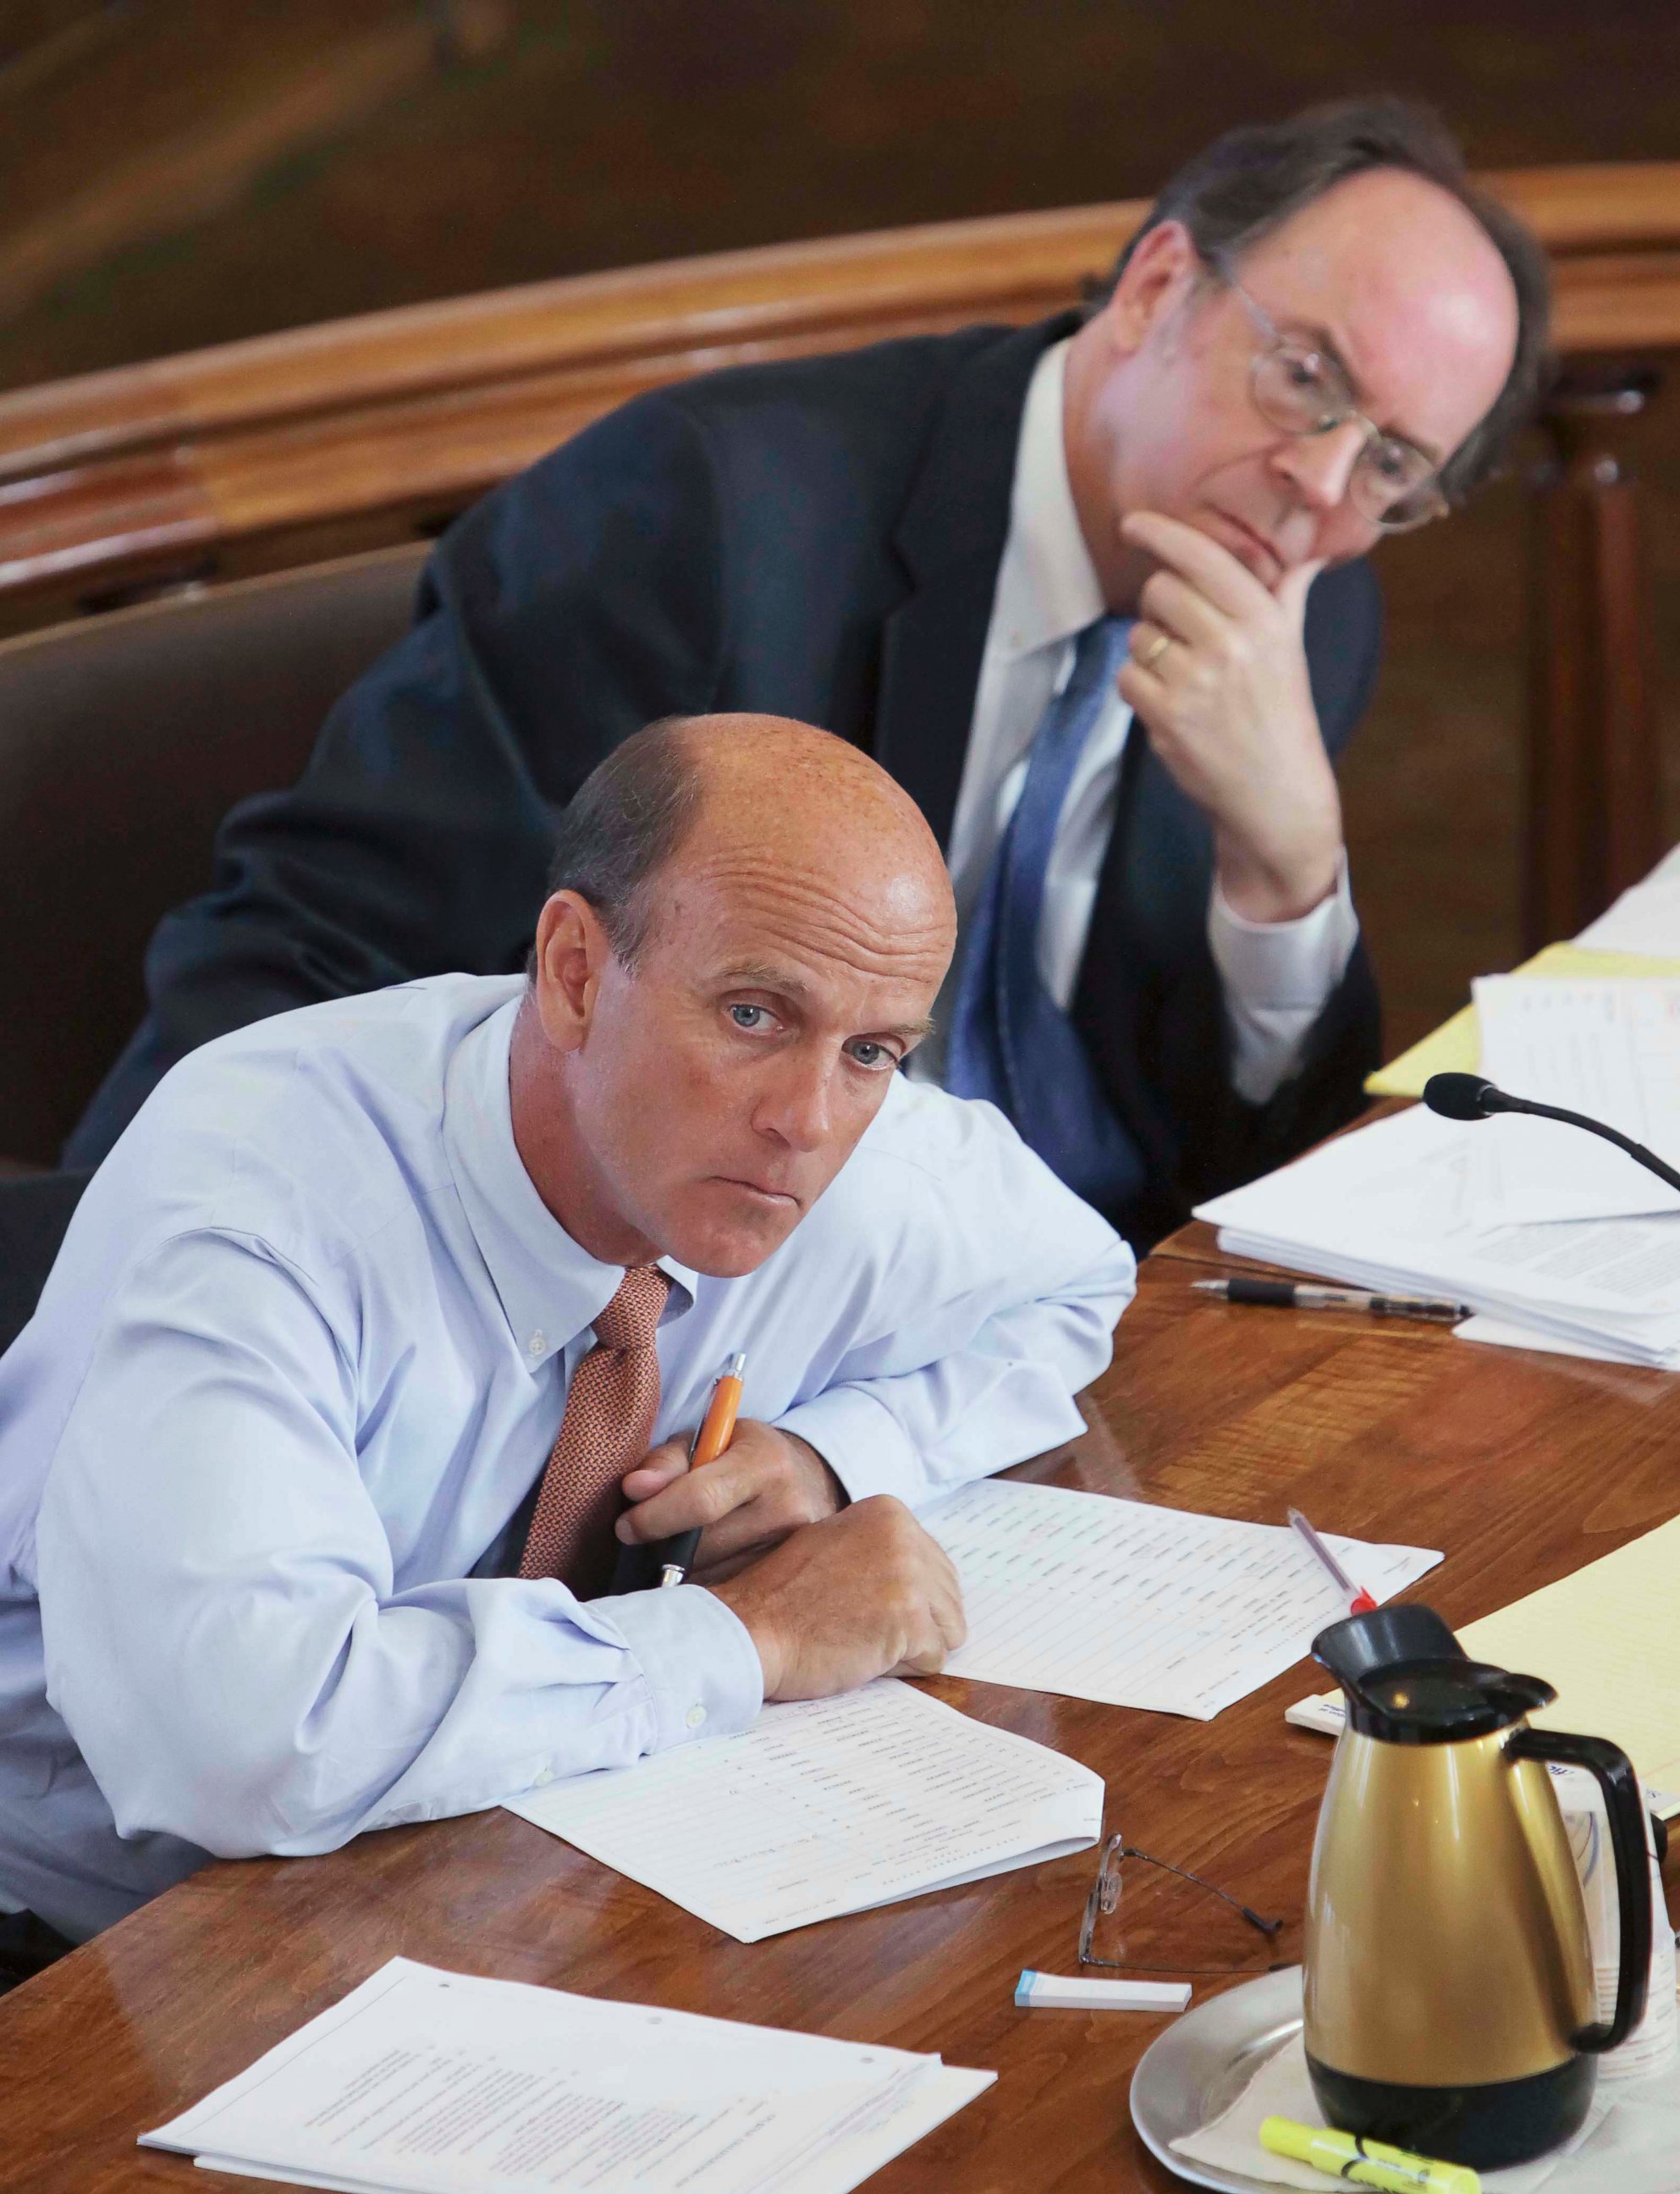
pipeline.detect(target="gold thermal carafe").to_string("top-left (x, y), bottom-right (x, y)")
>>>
top-left (1304, 1605), bottom-right (1652, 2169)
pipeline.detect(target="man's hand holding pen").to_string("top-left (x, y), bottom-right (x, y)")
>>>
top-left (614, 1403), bottom-right (965, 1701)
top-left (616, 1419), bottom-right (846, 1580)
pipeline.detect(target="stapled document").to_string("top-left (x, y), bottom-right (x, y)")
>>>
top-left (142, 1957), bottom-right (994, 2194)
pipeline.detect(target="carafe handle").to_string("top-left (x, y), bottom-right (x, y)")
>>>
top-left (1507, 1725), bottom-right (1653, 2052)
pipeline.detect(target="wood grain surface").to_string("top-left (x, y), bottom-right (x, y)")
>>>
top-left (1, 162), bottom-right (1678, 623)
top-left (3, 1228), bottom-right (1678, 2191)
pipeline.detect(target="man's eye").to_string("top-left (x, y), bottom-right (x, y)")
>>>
top-left (1368, 438), bottom-right (1418, 485)
top-left (846, 1040), bottom-right (895, 1071)
top-left (730, 1004), bottom-right (770, 1031)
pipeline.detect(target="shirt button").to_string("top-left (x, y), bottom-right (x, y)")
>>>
top-left (532, 1765), bottom-right (555, 1788)
top-left (685, 1704), bottom-right (707, 1731)
top-left (527, 1331), bottom-right (546, 1357)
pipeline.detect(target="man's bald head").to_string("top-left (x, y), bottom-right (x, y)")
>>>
top-left (543, 713), bottom-right (952, 973)
top-left (516, 714), bottom-right (957, 1276)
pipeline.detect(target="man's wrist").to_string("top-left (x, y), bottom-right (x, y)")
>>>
top-left (779, 1428), bottom-right (848, 1514)
top-left (1214, 830), bottom-right (1341, 925)
top-left (704, 1575), bottom-right (785, 1695)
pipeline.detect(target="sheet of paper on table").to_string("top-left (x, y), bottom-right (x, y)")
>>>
top-left (142, 1957), bottom-right (994, 2194)
top-left (506, 1677), bottom-right (1101, 1942)
top-left (1469, 975), bottom-right (1680, 1226)
top-left (1365, 941), bottom-right (1680, 1100)
top-left (1285, 1510), bottom-right (1680, 1815)
top-left (1578, 841), bottom-right (1680, 957)
top-left (1196, 1101), bottom-right (1680, 1369)
top-left (917, 1480), bottom-right (1440, 1720)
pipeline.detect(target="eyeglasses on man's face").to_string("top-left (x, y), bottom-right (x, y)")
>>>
top-left (1204, 258), bottom-right (1451, 534)
top-left (1077, 1831), bottom-right (1288, 1978)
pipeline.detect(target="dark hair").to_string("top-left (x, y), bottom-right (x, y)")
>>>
top-left (1091, 97), bottom-right (1551, 502)
top-left (531, 717), bottom-right (704, 973)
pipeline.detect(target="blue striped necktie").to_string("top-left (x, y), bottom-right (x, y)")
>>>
top-left (945, 615), bottom-right (1144, 1213)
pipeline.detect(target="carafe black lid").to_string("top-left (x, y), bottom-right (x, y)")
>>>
top-left (1313, 1607), bottom-right (1556, 1744)
top-left (1336, 1656), bottom-right (1557, 1744)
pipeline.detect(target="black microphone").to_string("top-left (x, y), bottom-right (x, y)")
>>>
top-left (1421, 1072), bottom-right (1680, 1195)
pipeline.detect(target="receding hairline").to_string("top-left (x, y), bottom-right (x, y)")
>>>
top-left (535, 712), bottom-right (950, 974)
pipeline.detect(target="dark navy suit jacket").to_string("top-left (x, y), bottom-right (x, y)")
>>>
top-left (69, 313), bottom-right (1383, 1245)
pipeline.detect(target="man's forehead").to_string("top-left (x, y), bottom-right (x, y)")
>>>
top-left (659, 841), bottom-right (954, 956)
top-left (1234, 170), bottom-right (1518, 438)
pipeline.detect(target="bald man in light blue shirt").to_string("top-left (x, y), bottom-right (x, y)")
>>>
top-left (0, 717), bottom-right (1132, 1954)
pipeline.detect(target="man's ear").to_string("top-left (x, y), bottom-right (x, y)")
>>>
top-left (1103, 218), bottom-right (1200, 356)
top-left (531, 890), bottom-right (612, 1055)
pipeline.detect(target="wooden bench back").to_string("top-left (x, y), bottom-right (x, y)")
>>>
top-left (2, 164), bottom-right (1678, 627)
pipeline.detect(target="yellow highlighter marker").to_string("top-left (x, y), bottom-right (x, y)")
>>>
top-left (1259, 2116), bottom-right (1479, 2194)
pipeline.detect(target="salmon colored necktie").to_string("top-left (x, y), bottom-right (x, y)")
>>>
top-left (517, 1264), bottom-right (672, 1597)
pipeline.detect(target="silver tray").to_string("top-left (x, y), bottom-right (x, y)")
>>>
top-left (1129, 1965), bottom-right (1304, 2192)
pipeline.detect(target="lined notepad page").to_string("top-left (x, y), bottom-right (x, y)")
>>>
top-left (1287, 1512), bottom-right (1680, 1800)
top-left (1457, 1516), bottom-right (1680, 1789)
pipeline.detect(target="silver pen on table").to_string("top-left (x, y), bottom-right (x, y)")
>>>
top-left (1193, 1276), bottom-right (1469, 1323)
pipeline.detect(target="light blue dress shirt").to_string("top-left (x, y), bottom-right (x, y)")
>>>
top-left (0, 975), bottom-right (1133, 1939)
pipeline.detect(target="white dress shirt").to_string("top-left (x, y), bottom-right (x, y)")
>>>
top-left (920, 339), bottom-right (1359, 1105)
top-left (0, 975), bottom-right (1132, 1940)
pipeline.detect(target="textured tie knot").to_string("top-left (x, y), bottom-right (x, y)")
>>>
top-left (591, 1264), bottom-right (670, 1353)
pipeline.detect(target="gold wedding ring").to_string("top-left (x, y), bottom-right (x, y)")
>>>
top-left (1139, 631), bottom-right (1172, 670)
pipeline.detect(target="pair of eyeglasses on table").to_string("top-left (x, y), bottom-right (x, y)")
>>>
top-left (1077, 1830), bottom-right (1289, 1978)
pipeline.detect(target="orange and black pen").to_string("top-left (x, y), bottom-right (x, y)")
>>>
top-left (657, 1352), bottom-right (746, 1588)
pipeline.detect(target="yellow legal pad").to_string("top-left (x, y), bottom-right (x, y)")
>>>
top-left (1364, 944), bottom-right (1680, 1100)
top-left (1453, 1517), bottom-right (1680, 1794)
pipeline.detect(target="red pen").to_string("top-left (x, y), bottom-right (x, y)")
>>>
top-left (1287, 1506), bottom-right (1378, 1616)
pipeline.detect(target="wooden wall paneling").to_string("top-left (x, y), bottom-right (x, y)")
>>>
top-left (1527, 369), bottom-right (1665, 948)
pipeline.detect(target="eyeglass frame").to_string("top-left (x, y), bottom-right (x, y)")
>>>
top-left (1077, 1830), bottom-right (1288, 1978)
top-left (1199, 252), bottom-right (1452, 534)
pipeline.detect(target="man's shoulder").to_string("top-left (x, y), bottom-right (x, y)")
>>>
top-left (564, 317), bottom-right (1068, 512)
top-left (657, 322), bottom-right (1029, 434)
top-left (102, 975), bottom-right (522, 1267)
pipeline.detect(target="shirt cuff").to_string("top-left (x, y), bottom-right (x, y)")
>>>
top-left (593, 1581), bottom-right (764, 1750)
top-left (775, 1385), bottom-right (929, 1508)
top-left (1206, 852), bottom-right (1358, 1010)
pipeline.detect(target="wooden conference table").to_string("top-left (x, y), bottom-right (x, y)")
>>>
top-left (7, 1222), bottom-right (1680, 2192)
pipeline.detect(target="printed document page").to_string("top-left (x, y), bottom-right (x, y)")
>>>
top-left (919, 1480), bottom-right (1440, 1720)
top-left (143, 1958), bottom-right (994, 2194)
top-left (1471, 976), bottom-right (1680, 1224)
top-left (1577, 842), bottom-right (1680, 956)
top-left (506, 1679), bottom-right (1101, 1942)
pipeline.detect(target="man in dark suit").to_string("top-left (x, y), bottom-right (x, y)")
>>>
top-left (68, 99), bottom-right (1547, 1247)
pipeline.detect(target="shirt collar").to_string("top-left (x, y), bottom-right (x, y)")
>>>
top-left (990, 337), bottom-right (1106, 663)
top-left (442, 995), bottom-right (696, 1375)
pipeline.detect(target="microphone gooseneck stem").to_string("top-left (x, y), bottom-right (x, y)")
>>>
top-left (1496, 1094), bottom-right (1680, 1197)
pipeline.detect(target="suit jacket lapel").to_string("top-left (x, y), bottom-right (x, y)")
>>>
top-left (873, 313), bottom-right (1081, 852)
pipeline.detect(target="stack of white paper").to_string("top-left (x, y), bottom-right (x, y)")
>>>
top-left (142, 1958), bottom-right (994, 2194)
top-left (507, 1678), bottom-right (1102, 1941)
top-left (1196, 1100), bottom-right (1680, 1368)
top-left (1577, 841), bottom-right (1680, 956)
top-left (920, 1480), bottom-right (1440, 1719)
top-left (1470, 975), bottom-right (1680, 1227)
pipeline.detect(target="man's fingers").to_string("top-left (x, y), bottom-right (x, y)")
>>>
top-left (615, 1453), bottom-right (755, 1542)
top-left (1122, 510), bottom-right (1275, 618)
top-left (1275, 555), bottom-right (1327, 630)
top-left (619, 1439), bottom-right (691, 1505)
top-left (1137, 569), bottom-right (1228, 652)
